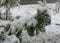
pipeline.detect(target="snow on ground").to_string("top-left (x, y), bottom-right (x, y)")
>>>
top-left (10, 2), bottom-right (60, 34)
top-left (9, 2), bottom-right (60, 43)
top-left (0, 2), bottom-right (60, 43)
top-left (1, 34), bottom-right (20, 43)
top-left (45, 24), bottom-right (60, 34)
top-left (10, 4), bottom-right (38, 18)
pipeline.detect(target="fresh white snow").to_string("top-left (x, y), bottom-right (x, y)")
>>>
top-left (0, 1), bottom-right (60, 43)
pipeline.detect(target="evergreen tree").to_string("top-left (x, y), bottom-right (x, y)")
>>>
top-left (25, 10), bottom-right (51, 36)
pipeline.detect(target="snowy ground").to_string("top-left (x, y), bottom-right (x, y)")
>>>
top-left (10, 2), bottom-right (60, 43)
top-left (0, 2), bottom-right (60, 43)
top-left (10, 2), bottom-right (60, 34)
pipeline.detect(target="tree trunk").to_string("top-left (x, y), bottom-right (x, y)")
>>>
top-left (5, 0), bottom-right (10, 20)
top-left (0, 13), bottom-right (1, 19)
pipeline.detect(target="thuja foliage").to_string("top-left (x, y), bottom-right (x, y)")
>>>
top-left (26, 24), bottom-right (35, 36)
top-left (26, 10), bottom-right (51, 36)
top-left (35, 10), bottom-right (51, 34)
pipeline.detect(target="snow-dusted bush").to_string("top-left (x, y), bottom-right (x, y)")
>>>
top-left (0, 34), bottom-right (20, 43)
top-left (0, 1), bottom-right (60, 43)
top-left (0, 20), bottom-right (20, 43)
top-left (24, 9), bottom-right (51, 36)
top-left (0, 0), bottom-right (21, 43)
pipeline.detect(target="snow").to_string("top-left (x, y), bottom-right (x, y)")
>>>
top-left (0, 1), bottom-right (60, 43)
top-left (0, 20), bottom-right (10, 27)
top-left (45, 24), bottom-right (60, 34)
top-left (51, 13), bottom-right (60, 24)
top-left (19, 2), bottom-right (60, 43)
top-left (10, 5), bottom-right (38, 18)
top-left (0, 6), bottom-right (6, 14)
top-left (10, 2), bottom-right (60, 33)
top-left (0, 27), bottom-right (5, 34)
top-left (1, 34), bottom-right (20, 43)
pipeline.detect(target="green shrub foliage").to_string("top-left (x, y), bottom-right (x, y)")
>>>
top-left (26, 10), bottom-right (51, 36)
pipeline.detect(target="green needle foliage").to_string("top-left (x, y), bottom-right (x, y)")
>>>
top-left (26, 24), bottom-right (35, 36)
top-left (25, 10), bottom-right (51, 36)
top-left (35, 10), bottom-right (51, 34)
top-left (35, 10), bottom-right (51, 35)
